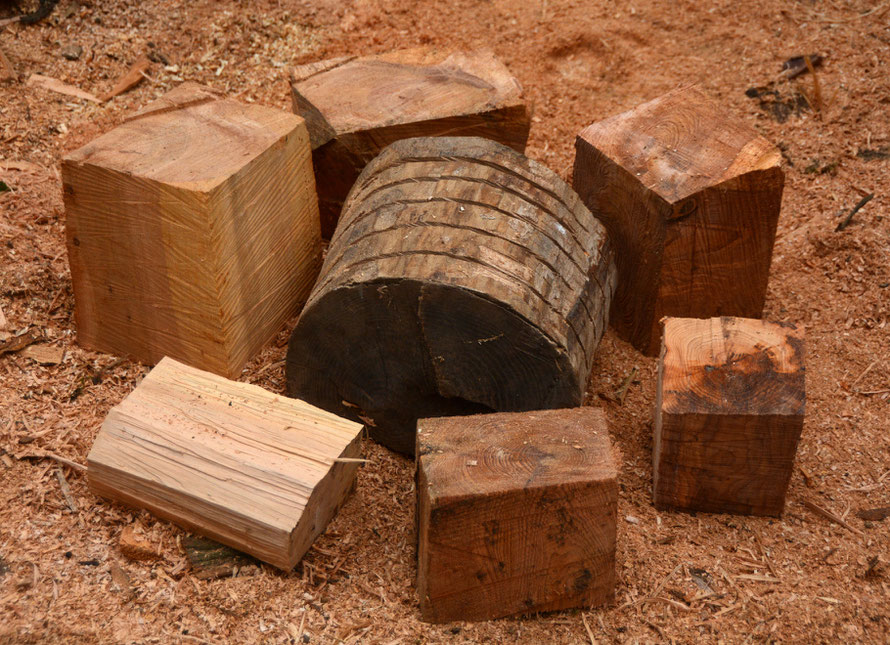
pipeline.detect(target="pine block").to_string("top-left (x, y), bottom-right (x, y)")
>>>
top-left (87, 357), bottom-right (363, 571)
top-left (63, 82), bottom-right (321, 377)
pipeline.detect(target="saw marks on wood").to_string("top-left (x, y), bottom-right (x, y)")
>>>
top-left (63, 82), bottom-right (321, 377)
top-left (290, 47), bottom-right (531, 237)
top-left (416, 408), bottom-right (618, 622)
top-left (286, 136), bottom-right (616, 454)
top-left (87, 357), bottom-right (363, 570)
top-left (654, 317), bottom-right (806, 517)
top-left (573, 85), bottom-right (785, 355)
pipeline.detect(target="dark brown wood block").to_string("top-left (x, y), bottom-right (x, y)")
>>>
top-left (285, 136), bottom-right (617, 454)
top-left (654, 317), bottom-right (806, 516)
top-left (573, 85), bottom-right (785, 355)
top-left (416, 408), bottom-right (618, 622)
top-left (290, 47), bottom-right (531, 238)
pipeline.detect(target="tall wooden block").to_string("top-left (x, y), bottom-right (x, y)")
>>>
top-left (290, 47), bottom-right (531, 238)
top-left (416, 408), bottom-right (618, 623)
top-left (87, 357), bottom-right (363, 571)
top-left (573, 85), bottom-right (785, 355)
top-left (654, 317), bottom-right (805, 516)
top-left (287, 137), bottom-right (616, 455)
top-left (63, 82), bottom-right (321, 377)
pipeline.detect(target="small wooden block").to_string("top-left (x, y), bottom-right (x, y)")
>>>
top-left (290, 47), bottom-right (531, 237)
top-left (63, 82), bottom-right (321, 377)
top-left (654, 317), bottom-right (805, 516)
top-left (87, 357), bottom-right (363, 571)
top-left (573, 85), bottom-right (785, 355)
top-left (416, 408), bottom-right (617, 623)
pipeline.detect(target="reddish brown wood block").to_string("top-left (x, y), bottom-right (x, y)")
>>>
top-left (290, 47), bottom-right (531, 238)
top-left (573, 86), bottom-right (785, 355)
top-left (416, 408), bottom-right (618, 623)
top-left (654, 317), bottom-right (806, 516)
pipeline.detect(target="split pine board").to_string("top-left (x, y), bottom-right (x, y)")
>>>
top-left (88, 357), bottom-right (363, 570)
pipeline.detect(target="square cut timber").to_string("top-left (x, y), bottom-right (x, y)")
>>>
top-left (290, 47), bottom-right (531, 238)
top-left (416, 408), bottom-right (617, 623)
top-left (654, 317), bottom-right (806, 517)
top-left (63, 82), bottom-right (321, 378)
top-left (87, 357), bottom-right (364, 571)
top-left (573, 85), bottom-right (785, 355)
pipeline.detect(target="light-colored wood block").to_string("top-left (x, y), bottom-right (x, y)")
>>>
top-left (87, 357), bottom-right (363, 571)
top-left (416, 408), bottom-right (618, 623)
top-left (290, 47), bottom-right (531, 237)
top-left (654, 317), bottom-right (805, 516)
top-left (63, 82), bottom-right (321, 378)
top-left (286, 136), bottom-right (616, 455)
top-left (573, 85), bottom-right (785, 355)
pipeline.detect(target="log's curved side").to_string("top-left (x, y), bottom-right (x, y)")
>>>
top-left (287, 137), bottom-right (616, 453)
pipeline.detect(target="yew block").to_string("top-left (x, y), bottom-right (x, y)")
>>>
top-left (63, 82), bottom-right (321, 378)
top-left (573, 85), bottom-right (785, 355)
top-left (654, 317), bottom-right (806, 516)
top-left (416, 408), bottom-right (618, 622)
top-left (87, 357), bottom-right (363, 570)
top-left (290, 47), bottom-right (531, 237)
top-left (286, 136), bottom-right (616, 454)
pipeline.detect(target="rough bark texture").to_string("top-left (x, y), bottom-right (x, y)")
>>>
top-left (290, 47), bottom-right (531, 238)
top-left (573, 85), bottom-right (785, 355)
top-left (416, 408), bottom-right (618, 622)
top-left (654, 316), bottom-right (806, 516)
top-left (63, 83), bottom-right (321, 377)
top-left (286, 136), bottom-right (616, 454)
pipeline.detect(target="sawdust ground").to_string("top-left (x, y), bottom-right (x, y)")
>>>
top-left (1, 0), bottom-right (889, 643)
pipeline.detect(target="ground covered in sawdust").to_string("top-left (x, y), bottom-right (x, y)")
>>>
top-left (1, 0), bottom-right (889, 643)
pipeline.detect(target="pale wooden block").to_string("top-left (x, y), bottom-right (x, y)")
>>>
top-left (87, 357), bottom-right (363, 570)
top-left (63, 82), bottom-right (321, 377)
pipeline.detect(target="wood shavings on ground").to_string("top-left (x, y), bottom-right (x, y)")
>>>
top-left (1, 0), bottom-right (889, 642)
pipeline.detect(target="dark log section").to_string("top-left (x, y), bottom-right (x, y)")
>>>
top-left (654, 316), bottom-right (806, 517)
top-left (286, 136), bottom-right (616, 454)
top-left (290, 47), bottom-right (531, 238)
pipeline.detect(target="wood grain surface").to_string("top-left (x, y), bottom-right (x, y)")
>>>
top-left (63, 83), bottom-right (321, 377)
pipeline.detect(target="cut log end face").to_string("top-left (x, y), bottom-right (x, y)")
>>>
top-left (654, 317), bottom-right (806, 517)
top-left (286, 136), bottom-right (616, 454)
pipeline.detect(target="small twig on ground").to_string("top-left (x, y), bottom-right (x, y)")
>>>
top-left (18, 450), bottom-right (86, 473)
top-left (614, 366), bottom-right (638, 405)
top-left (643, 619), bottom-right (671, 643)
top-left (803, 499), bottom-right (864, 536)
top-left (55, 467), bottom-right (78, 512)
top-left (848, 360), bottom-right (877, 391)
top-left (835, 193), bottom-right (874, 231)
top-left (581, 613), bottom-right (598, 645)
